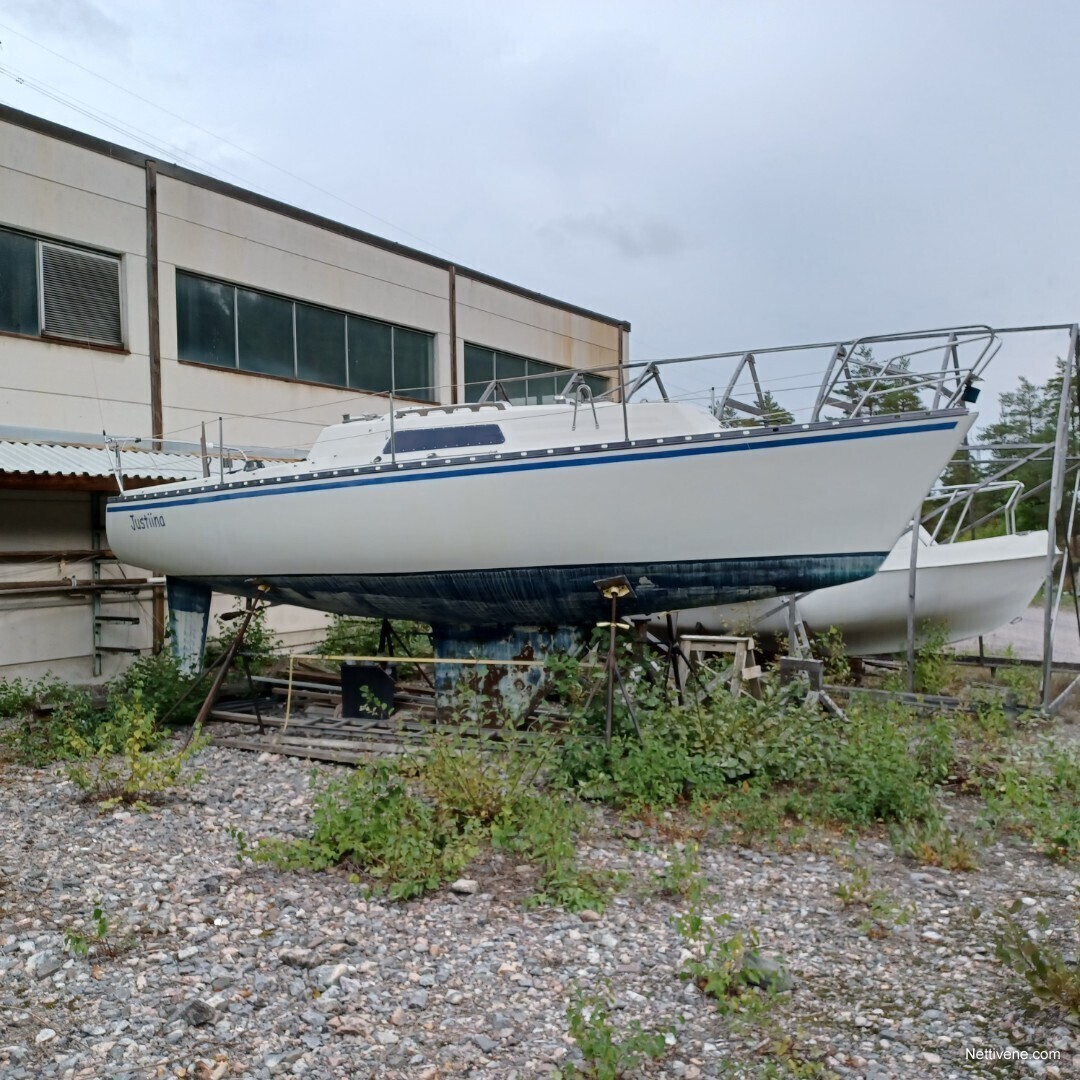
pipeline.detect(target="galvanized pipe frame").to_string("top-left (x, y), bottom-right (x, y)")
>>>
top-left (1042, 323), bottom-right (1080, 706)
top-left (625, 321), bottom-right (1080, 707)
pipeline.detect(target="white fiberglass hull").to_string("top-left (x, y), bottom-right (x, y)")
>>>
top-left (106, 407), bottom-right (974, 628)
top-left (666, 529), bottom-right (1047, 655)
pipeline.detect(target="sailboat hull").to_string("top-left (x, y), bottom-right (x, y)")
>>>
top-left (107, 409), bottom-right (974, 629)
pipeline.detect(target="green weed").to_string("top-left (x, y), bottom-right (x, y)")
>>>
top-left (673, 902), bottom-right (788, 1013)
top-left (204, 602), bottom-right (281, 674)
top-left (249, 744), bottom-right (617, 909)
top-left (994, 900), bottom-right (1080, 1019)
top-left (64, 691), bottom-right (207, 809)
top-left (562, 981), bottom-right (670, 1079)
top-left (811, 626), bottom-right (852, 685)
top-left (981, 741), bottom-right (1080, 860)
top-left (63, 901), bottom-right (130, 959)
top-left (890, 818), bottom-right (979, 871)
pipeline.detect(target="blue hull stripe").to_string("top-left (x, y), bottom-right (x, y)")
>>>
top-left (184, 552), bottom-right (887, 628)
top-left (107, 419), bottom-right (960, 514)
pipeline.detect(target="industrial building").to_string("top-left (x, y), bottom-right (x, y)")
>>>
top-left (0, 105), bottom-right (628, 682)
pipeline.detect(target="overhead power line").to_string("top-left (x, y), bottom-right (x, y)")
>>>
top-left (0, 18), bottom-right (454, 257)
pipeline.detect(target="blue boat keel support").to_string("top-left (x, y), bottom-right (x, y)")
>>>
top-left (166, 577), bottom-right (212, 675)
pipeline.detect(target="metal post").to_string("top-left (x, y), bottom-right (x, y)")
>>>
top-left (932, 333), bottom-right (958, 411)
top-left (905, 515), bottom-right (920, 693)
top-left (145, 160), bottom-right (163, 449)
top-left (218, 416), bottom-right (224, 483)
top-left (811, 344), bottom-right (847, 422)
top-left (619, 328), bottom-right (630, 442)
top-left (199, 422), bottom-right (210, 479)
top-left (1041, 323), bottom-right (1078, 705)
top-left (604, 590), bottom-right (617, 748)
top-left (448, 265), bottom-right (458, 405)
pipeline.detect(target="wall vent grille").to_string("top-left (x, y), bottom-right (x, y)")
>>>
top-left (41, 243), bottom-right (122, 346)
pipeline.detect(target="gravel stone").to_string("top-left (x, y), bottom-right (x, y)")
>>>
top-left (2, 737), bottom-right (1077, 1078)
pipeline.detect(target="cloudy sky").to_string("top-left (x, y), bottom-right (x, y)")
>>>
top-left (1, 0), bottom-right (1078, 422)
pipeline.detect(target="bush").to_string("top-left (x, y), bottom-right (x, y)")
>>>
top-left (253, 760), bottom-right (480, 901)
top-left (248, 739), bottom-right (616, 909)
top-left (319, 616), bottom-right (430, 659)
top-left (0, 677), bottom-right (102, 765)
top-left (914, 623), bottom-right (952, 694)
top-left (110, 649), bottom-right (202, 727)
top-left (204, 603), bottom-right (281, 674)
top-left (64, 690), bottom-right (207, 809)
top-left (981, 742), bottom-right (1080, 860)
top-left (826, 702), bottom-right (938, 825)
top-left (555, 682), bottom-right (947, 828)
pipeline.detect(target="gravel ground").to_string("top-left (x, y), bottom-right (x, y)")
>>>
top-left (954, 606), bottom-right (1080, 665)
top-left (1, 742), bottom-right (1077, 1080)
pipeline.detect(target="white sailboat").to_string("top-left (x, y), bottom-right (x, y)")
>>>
top-left (106, 396), bottom-right (974, 629)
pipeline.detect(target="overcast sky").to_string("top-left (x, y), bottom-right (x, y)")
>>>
top-left (1, 0), bottom-right (1078, 426)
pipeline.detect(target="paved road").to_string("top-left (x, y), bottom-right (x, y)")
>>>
top-left (953, 603), bottom-right (1080, 663)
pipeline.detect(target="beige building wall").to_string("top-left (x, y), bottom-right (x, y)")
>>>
top-left (0, 105), bottom-right (629, 683)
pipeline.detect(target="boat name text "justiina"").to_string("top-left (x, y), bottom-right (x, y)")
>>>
top-left (129, 512), bottom-right (166, 531)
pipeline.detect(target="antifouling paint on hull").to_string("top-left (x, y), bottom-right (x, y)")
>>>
top-left (183, 553), bottom-right (888, 628)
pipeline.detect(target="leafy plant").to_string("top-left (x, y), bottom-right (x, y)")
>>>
top-left (995, 900), bottom-right (1080, 1019)
top-left (253, 759), bottom-right (479, 901)
top-left (245, 737), bottom-right (618, 909)
top-left (673, 904), bottom-right (787, 1013)
top-left (498, 796), bottom-right (619, 912)
top-left (63, 901), bottom-right (129, 959)
top-left (318, 616), bottom-right (430, 680)
top-left (64, 691), bottom-right (207, 809)
top-left (811, 626), bottom-right (852, 685)
top-left (652, 841), bottom-right (703, 899)
top-left (0, 677), bottom-right (36, 718)
top-left (981, 741), bottom-right (1080, 860)
top-left (0, 677), bottom-right (102, 765)
top-left (110, 649), bottom-right (202, 727)
top-left (562, 982), bottom-right (670, 1079)
top-left (204, 602), bottom-right (281, 674)
top-left (913, 623), bottom-right (952, 695)
top-left (417, 731), bottom-right (548, 826)
top-left (890, 818), bottom-right (978, 871)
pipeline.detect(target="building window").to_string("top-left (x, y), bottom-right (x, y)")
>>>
top-left (0, 226), bottom-right (123, 347)
top-left (175, 270), bottom-right (436, 401)
top-left (464, 343), bottom-right (608, 405)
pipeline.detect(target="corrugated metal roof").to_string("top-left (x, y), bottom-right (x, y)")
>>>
top-left (0, 440), bottom-right (206, 481)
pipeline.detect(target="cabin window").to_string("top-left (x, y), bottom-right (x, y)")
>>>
top-left (383, 424), bottom-right (506, 455)
top-left (175, 270), bottom-right (436, 401)
top-left (0, 227), bottom-right (123, 347)
top-left (464, 343), bottom-right (607, 405)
